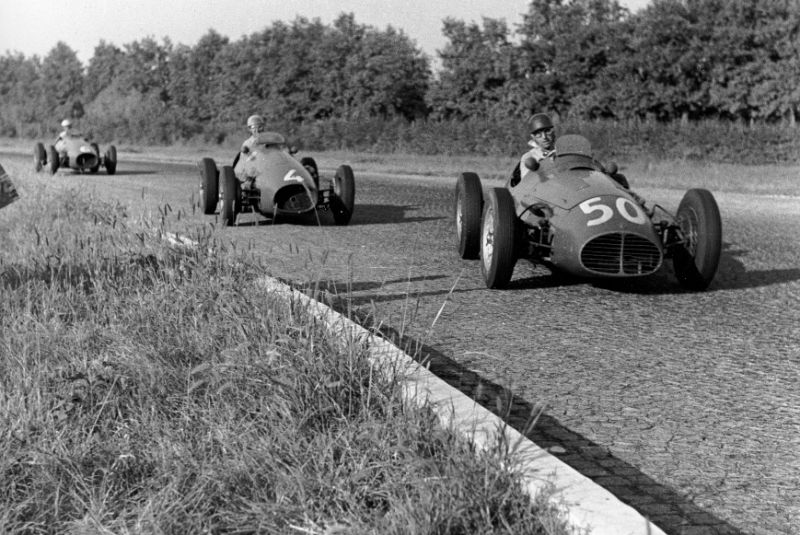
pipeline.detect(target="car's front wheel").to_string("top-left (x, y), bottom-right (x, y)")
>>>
top-left (300, 157), bottom-right (319, 191)
top-left (34, 143), bottom-right (46, 172)
top-left (481, 187), bottom-right (517, 289)
top-left (104, 146), bottom-right (117, 175)
top-left (672, 188), bottom-right (722, 290)
top-left (455, 172), bottom-right (483, 259)
top-left (331, 165), bottom-right (355, 226)
top-left (47, 145), bottom-right (59, 175)
top-left (199, 157), bottom-right (219, 215)
top-left (90, 143), bottom-right (101, 173)
top-left (220, 166), bottom-right (240, 227)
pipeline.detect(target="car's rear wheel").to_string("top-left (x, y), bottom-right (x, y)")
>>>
top-left (455, 172), bottom-right (483, 259)
top-left (331, 164), bottom-right (355, 226)
top-left (481, 187), bottom-right (517, 289)
top-left (104, 146), bottom-right (117, 175)
top-left (34, 143), bottom-right (46, 172)
top-left (220, 166), bottom-right (240, 227)
top-left (672, 188), bottom-right (722, 290)
top-left (90, 143), bottom-right (101, 173)
top-left (300, 156), bottom-right (319, 191)
top-left (47, 145), bottom-right (59, 174)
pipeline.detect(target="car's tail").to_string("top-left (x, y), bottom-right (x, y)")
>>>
top-left (0, 163), bottom-right (20, 210)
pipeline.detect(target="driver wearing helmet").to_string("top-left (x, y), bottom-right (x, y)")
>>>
top-left (241, 115), bottom-right (266, 153)
top-left (525, 113), bottom-right (557, 162)
top-left (508, 112), bottom-right (631, 190)
top-left (231, 114), bottom-right (266, 168)
top-left (233, 114), bottom-right (266, 165)
top-left (509, 113), bottom-right (556, 187)
top-left (234, 114), bottom-right (267, 189)
top-left (58, 119), bottom-right (73, 139)
top-left (55, 119), bottom-right (75, 152)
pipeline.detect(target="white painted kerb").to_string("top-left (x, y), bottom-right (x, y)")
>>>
top-left (161, 231), bottom-right (665, 534)
top-left (258, 277), bottom-right (667, 535)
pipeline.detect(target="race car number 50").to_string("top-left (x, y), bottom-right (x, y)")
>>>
top-left (579, 197), bottom-right (647, 226)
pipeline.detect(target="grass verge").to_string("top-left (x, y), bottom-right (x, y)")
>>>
top-left (0, 172), bottom-right (573, 534)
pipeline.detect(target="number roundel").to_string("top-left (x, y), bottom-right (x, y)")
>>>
top-left (579, 196), bottom-right (646, 227)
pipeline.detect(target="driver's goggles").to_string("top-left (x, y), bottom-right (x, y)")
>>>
top-left (531, 127), bottom-right (554, 137)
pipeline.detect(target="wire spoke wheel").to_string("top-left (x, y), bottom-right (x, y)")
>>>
top-left (672, 188), bottom-right (722, 290)
top-left (480, 188), bottom-right (516, 289)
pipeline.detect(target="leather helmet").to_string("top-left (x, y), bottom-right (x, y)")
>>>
top-left (529, 113), bottom-right (553, 133)
top-left (246, 115), bottom-right (264, 129)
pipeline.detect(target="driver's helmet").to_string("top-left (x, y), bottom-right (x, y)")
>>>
top-left (246, 114), bottom-right (265, 135)
top-left (528, 113), bottom-right (555, 151)
top-left (61, 119), bottom-right (72, 130)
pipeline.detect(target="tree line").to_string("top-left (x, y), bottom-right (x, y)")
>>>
top-left (1, 0), bottom-right (798, 150)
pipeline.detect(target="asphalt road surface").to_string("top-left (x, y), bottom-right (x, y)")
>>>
top-left (4, 153), bottom-right (799, 534)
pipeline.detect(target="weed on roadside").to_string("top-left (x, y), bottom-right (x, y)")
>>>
top-left (0, 175), bottom-right (573, 534)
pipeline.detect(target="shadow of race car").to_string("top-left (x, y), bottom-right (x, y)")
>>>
top-left (198, 132), bottom-right (355, 226)
top-left (455, 135), bottom-right (722, 291)
top-left (34, 133), bottom-right (117, 175)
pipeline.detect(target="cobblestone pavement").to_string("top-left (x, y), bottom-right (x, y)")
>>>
top-left (9, 156), bottom-right (798, 535)
top-left (239, 178), bottom-right (800, 535)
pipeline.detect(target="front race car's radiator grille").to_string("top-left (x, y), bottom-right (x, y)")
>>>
top-left (581, 233), bottom-right (662, 275)
top-left (282, 193), bottom-right (313, 212)
top-left (276, 185), bottom-right (314, 213)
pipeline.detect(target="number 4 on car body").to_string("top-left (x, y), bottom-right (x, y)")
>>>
top-left (197, 131), bottom-right (356, 227)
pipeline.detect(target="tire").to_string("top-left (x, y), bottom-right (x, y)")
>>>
top-left (220, 166), bottom-right (240, 227)
top-left (455, 172), bottom-right (483, 259)
top-left (480, 188), bottom-right (517, 289)
top-left (104, 145), bottom-right (117, 175)
top-left (199, 157), bottom-right (219, 215)
top-left (331, 164), bottom-right (355, 226)
top-left (672, 188), bottom-right (722, 290)
top-left (34, 143), bottom-right (46, 172)
top-left (47, 145), bottom-right (59, 174)
top-left (300, 156), bottom-right (319, 191)
top-left (90, 143), bottom-right (101, 173)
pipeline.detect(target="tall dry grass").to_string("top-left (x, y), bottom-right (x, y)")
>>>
top-left (0, 171), bottom-right (572, 534)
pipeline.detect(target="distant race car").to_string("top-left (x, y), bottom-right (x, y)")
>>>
top-left (454, 134), bottom-right (722, 290)
top-left (198, 131), bottom-right (355, 226)
top-left (33, 133), bottom-right (117, 175)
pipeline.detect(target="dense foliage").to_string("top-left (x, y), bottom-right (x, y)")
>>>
top-left (0, 0), bottom-right (798, 159)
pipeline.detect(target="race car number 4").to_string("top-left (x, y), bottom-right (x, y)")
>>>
top-left (283, 170), bottom-right (304, 183)
top-left (579, 197), bottom-right (647, 226)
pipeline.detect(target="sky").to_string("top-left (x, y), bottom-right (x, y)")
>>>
top-left (1, 0), bottom-right (651, 66)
